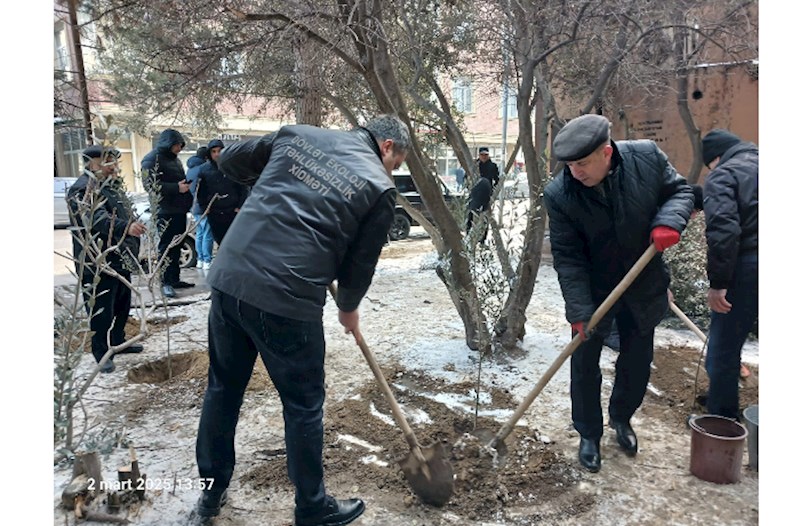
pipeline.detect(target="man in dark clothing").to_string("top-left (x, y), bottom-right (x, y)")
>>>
top-left (186, 146), bottom-right (214, 269)
top-left (141, 128), bottom-right (193, 298)
top-left (465, 177), bottom-right (492, 242)
top-left (196, 139), bottom-right (248, 246)
top-left (191, 115), bottom-right (410, 526)
top-left (700, 129), bottom-right (758, 420)
top-left (476, 146), bottom-right (500, 188)
top-left (67, 146), bottom-right (147, 373)
top-left (543, 114), bottom-right (693, 473)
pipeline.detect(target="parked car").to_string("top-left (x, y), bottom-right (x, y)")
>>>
top-left (130, 193), bottom-right (198, 269)
top-left (390, 172), bottom-right (459, 241)
top-left (502, 172), bottom-right (530, 199)
top-left (54, 177), bottom-right (79, 228)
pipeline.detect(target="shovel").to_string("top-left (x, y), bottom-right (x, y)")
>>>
top-left (328, 284), bottom-right (454, 507)
top-left (668, 299), bottom-right (751, 379)
top-left (481, 243), bottom-right (659, 460)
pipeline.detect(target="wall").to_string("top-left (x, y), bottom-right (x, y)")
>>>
top-left (610, 62), bottom-right (758, 182)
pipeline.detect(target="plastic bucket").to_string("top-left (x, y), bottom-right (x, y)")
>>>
top-left (742, 405), bottom-right (759, 471)
top-left (689, 415), bottom-right (748, 484)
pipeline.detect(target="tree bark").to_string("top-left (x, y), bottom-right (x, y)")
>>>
top-left (67, 0), bottom-right (93, 146)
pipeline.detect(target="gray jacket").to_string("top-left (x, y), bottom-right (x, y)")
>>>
top-left (543, 140), bottom-right (694, 334)
top-left (207, 124), bottom-right (397, 321)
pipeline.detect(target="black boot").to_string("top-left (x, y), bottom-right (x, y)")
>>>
top-left (578, 437), bottom-right (601, 473)
top-left (194, 489), bottom-right (228, 518)
top-left (611, 420), bottom-right (638, 456)
top-left (295, 497), bottom-right (365, 526)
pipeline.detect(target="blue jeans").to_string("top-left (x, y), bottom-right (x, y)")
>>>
top-left (196, 289), bottom-right (327, 515)
top-left (705, 253), bottom-right (759, 419)
top-left (194, 214), bottom-right (214, 263)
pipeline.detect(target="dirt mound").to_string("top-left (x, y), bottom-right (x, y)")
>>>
top-left (241, 366), bottom-right (591, 523)
top-left (646, 345), bottom-right (759, 430)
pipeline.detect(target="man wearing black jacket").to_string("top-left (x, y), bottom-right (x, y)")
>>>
top-left (67, 146), bottom-right (146, 373)
top-left (141, 128), bottom-right (193, 298)
top-left (196, 139), bottom-right (248, 246)
top-left (700, 129), bottom-right (758, 420)
top-left (192, 115), bottom-right (410, 526)
top-left (543, 114), bottom-right (693, 473)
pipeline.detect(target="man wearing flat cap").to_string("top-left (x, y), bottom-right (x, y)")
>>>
top-left (543, 114), bottom-right (693, 472)
top-left (67, 145), bottom-right (147, 373)
top-left (700, 129), bottom-right (758, 421)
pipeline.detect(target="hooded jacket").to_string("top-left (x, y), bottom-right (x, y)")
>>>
top-left (543, 140), bottom-right (694, 334)
top-left (67, 171), bottom-right (141, 278)
top-left (197, 145), bottom-right (248, 214)
top-left (141, 129), bottom-right (192, 215)
top-left (185, 152), bottom-right (208, 215)
top-left (207, 124), bottom-right (397, 321)
top-left (703, 141), bottom-right (759, 289)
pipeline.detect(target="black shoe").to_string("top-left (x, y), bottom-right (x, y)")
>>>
top-left (161, 284), bottom-right (176, 298)
top-left (578, 438), bottom-right (601, 473)
top-left (295, 497), bottom-right (365, 526)
top-left (611, 420), bottom-right (638, 456)
top-left (99, 359), bottom-right (115, 374)
top-left (195, 489), bottom-right (228, 518)
top-left (173, 280), bottom-right (196, 289)
top-left (115, 344), bottom-right (144, 355)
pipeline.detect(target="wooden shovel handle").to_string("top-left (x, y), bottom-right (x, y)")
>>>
top-left (491, 243), bottom-right (659, 445)
top-left (669, 300), bottom-right (707, 343)
top-left (328, 284), bottom-right (428, 465)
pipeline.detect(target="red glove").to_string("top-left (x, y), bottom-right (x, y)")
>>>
top-left (650, 226), bottom-right (680, 252)
top-left (572, 322), bottom-right (589, 341)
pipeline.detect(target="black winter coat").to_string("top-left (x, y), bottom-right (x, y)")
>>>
top-left (208, 125), bottom-right (397, 321)
top-left (196, 160), bottom-right (248, 214)
top-left (543, 140), bottom-right (694, 335)
top-left (141, 129), bottom-right (192, 215)
top-left (477, 159), bottom-right (500, 187)
top-left (703, 142), bottom-right (758, 289)
top-left (67, 172), bottom-right (141, 278)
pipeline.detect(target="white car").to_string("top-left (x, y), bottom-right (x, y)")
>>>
top-left (129, 193), bottom-right (198, 269)
top-left (54, 177), bottom-right (79, 228)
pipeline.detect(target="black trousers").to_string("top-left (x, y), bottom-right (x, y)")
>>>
top-left (196, 289), bottom-right (328, 515)
top-left (81, 271), bottom-right (132, 363)
top-left (156, 212), bottom-right (187, 285)
top-left (570, 305), bottom-right (654, 440)
top-left (208, 211), bottom-right (236, 246)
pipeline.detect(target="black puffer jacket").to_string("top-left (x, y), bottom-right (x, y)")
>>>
top-left (67, 172), bottom-right (141, 277)
top-left (141, 129), bottom-right (192, 215)
top-left (703, 142), bottom-right (758, 289)
top-left (543, 140), bottom-right (694, 334)
top-left (196, 159), bottom-right (248, 214)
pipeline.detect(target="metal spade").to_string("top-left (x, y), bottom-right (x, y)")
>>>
top-left (329, 285), bottom-right (454, 506)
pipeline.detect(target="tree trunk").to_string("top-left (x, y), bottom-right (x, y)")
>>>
top-left (67, 0), bottom-right (93, 146)
top-left (294, 32), bottom-right (324, 126)
top-left (343, 2), bottom-right (487, 350)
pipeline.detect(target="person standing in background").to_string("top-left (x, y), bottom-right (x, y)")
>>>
top-left (186, 146), bottom-right (214, 270)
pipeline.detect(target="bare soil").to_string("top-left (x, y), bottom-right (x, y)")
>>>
top-left (54, 233), bottom-right (759, 526)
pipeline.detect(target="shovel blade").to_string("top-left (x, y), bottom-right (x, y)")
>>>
top-left (400, 442), bottom-right (454, 507)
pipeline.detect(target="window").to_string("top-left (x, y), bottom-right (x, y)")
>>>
top-left (55, 128), bottom-right (88, 178)
top-left (54, 23), bottom-right (70, 78)
top-left (452, 78), bottom-right (473, 113)
top-left (500, 88), bottom-right (518, 119)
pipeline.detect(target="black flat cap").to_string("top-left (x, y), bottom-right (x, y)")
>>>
top-left (553, 114), bottom-right (611, 162)
top-left (478, 146), bottom-right (489, 153)
top-left (82, 145), bottom-right (121, 162)
top-left (701, 129), bottom-right (741, 167)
